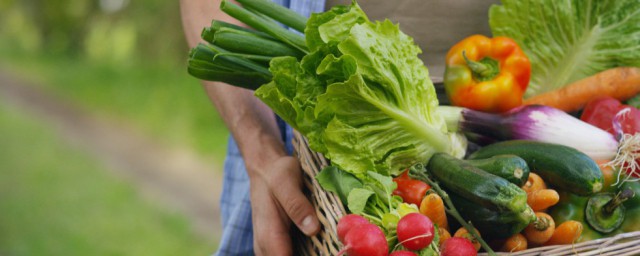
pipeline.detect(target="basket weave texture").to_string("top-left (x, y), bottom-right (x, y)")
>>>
top-left (292, 131), bottom-right (640, 256)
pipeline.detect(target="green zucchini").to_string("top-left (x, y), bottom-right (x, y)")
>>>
top-left (427, 153), bottom-right (531, 215)
top-left (449, 192), bottom-right (535, 239)
top-left (468, 140), bottom-right (603, 196)
top-left (465, 155), bottom-right (530, 186)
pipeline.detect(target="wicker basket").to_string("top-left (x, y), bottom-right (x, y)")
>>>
top-left (292, 131), bottom-right (640, 256)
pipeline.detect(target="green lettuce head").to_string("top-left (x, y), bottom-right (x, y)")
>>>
top-left (256, 2), bottom-right (466, 176)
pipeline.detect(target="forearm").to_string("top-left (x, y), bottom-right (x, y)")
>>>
top-left (179, 0), bottom-right (286, 173)
top-left (205, 84), bottom-right (287, 172)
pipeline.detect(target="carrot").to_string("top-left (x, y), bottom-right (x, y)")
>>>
top-left (419, 192), bottom-right (448, 230)
top-left (438, 226), bottom-right (451, 247)
top-left (527, 189), bottom-right (560, 211)
top-left (544, 220), bottom-right (583, 246)
top-left (500, 233), bottom-right (527, 252)
top-left (521, 172), bottom-right (546, 194)
top-left (523, 67), bottom-right (640, 112)
top-left (524, 212), bottom-right (556, 245)
top-left (454, 227), bottom-right (481, 252)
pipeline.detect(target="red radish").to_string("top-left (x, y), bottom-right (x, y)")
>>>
top-left (389, 251), bottom-right (418, 256)
top-left (440, 237), bottom-right (477, 256)
top-left (581, 97), bottom-right (640, 136)
top-left (337, 214), bottom-right (370, 242)
top-left (338, 223), bottom-right (389, 256)
top-left (396, 213), bottom-right (435, 251)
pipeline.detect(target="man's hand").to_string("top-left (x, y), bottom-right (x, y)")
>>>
top-left (248, 156), bottom-right (320, 255)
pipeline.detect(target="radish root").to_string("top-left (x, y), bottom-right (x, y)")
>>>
top-left (393, 233), bottom-right (433, 251)
top-left (607, 132), bottom-right (640, 185)
top-left (606, 108), bottom-right (640, 185)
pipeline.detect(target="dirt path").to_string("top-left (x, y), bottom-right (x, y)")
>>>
top-left (0, 71), bottom-right (223, 240)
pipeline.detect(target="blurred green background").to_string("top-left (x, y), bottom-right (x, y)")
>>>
top-left (0, 0), bottom-right (228, 254)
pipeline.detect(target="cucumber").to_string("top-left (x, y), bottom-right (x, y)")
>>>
top-left (465, 155), bottom-right (530, 186)
top-left (468, 140), bottom-right (603, 196)
top-left (427, 153), bottom-right (530, 215)
top-left (449, 192), bottom-right (535, 239)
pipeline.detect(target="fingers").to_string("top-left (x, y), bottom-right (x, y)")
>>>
top-left (269, 157), bottom-right (320, 236)
top-left (251, 180), bottom-right (293, 256)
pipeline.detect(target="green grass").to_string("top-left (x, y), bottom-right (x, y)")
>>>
top-left (0, 46), bottom-right (229, 163)
top-left (0, 103), bottom-right (216, 255)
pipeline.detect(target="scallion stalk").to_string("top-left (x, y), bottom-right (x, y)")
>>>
top-left (220, 0), bottom-right (308, 53)
top-left (236, 0), bottom-right (308, 33)
top-left (188, 43), bottom-right (272, 90)
top-left (207, 20), bottom-right (274, 40)
top-left (212, 28), bottom-right (305, 58)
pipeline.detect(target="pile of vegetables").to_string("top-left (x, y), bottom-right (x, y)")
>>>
top-left (187, 0), bottom-right (640, 255)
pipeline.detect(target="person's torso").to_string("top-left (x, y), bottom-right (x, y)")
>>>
top-left (324, 0), bottom-right (499, 80)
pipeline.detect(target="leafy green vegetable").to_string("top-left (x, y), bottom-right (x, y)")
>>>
top-left (347, 188), bottom-right (375, 214)
top-left (490, 0), bottom-right (640, 98)
top-left (317, 166), bottom-right (402, 227)
top-left (366, 171), bottom-right (397, 206)
top-left (315, 166), bottom-right (363, 203)
top-left (256, 2), bottom-right (466, 176)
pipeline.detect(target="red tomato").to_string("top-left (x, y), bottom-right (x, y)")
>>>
top-left (581, 97), bottom-right (640, 136)
top-left (393, 170), bottom-right (430, 206)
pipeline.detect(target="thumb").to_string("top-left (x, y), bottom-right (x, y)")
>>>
top-left (271, 157), bottom-right (320, 236)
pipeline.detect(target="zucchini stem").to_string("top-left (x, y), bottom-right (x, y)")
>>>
top-left (409, 166), bottom-right (496, 256)
top-left (604, 188), bottom-right (635, 214)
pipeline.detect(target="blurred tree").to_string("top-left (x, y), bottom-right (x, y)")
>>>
top-left (20, 0), bottom-right (98, 55)
top-left (0, 0), bottom-right (189, 66)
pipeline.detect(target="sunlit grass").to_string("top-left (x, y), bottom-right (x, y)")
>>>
top-left (0, 103), bottom-right (216, 255)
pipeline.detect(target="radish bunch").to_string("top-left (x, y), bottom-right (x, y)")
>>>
top-left (337, 213), bottom-right (438, 256)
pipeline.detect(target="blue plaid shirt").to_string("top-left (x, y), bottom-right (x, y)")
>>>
top-left (215, 1), bottom-right (325, 255)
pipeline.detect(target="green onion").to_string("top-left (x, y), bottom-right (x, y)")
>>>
top-left (236, 0), bottom-right (308, 33)
top-left (220, 0), bottom-right (308, 53)
top-left (212, 28), bottom-right (304, 58)
top-left (207, 20), bottom-right (274, 41)
top-left (188, 43), bottom-right (272, 90)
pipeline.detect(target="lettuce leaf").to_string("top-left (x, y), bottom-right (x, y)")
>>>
top-left (490, 0), bottom-right (640, 98)
top-left (315, 166), bottom-right (363, 203)
top-left (256, 3), bottom-right (465, 176)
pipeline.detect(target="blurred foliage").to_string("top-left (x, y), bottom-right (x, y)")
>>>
top-left (0, 1), bottom-right (225, 253)
top-left (0, 0), bottom-right (230, 160)
top-left (0, 0), bottom-right (187, 66)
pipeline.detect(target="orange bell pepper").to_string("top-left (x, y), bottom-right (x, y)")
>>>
top-left (444, 35), bottom-right (531, 113)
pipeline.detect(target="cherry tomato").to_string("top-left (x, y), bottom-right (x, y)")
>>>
top-left (393, 170), bottom-right (430, 206)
